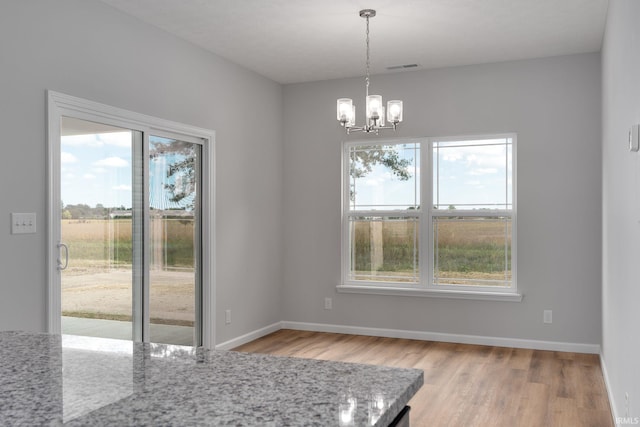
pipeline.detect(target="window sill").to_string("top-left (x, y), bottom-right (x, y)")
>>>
top-left (336, 284), bottom-right (523, 302)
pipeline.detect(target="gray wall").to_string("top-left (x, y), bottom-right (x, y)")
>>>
top-left (0, 0), bottom-right (607, 355)
top-left (0, 0), bottom-right (284, 344)
top-left (601, 0), bottom-right (640, 419)
top-left (283, 53), bottom-right (602, 346)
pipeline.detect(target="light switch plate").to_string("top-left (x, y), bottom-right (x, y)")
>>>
top-left (630, 124), bottom-right (639, 152)
top-left (11, 213), bottom-right (36, 234)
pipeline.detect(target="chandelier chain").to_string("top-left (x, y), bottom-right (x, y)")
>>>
top-left (365, 14), bottom-right (370, 97)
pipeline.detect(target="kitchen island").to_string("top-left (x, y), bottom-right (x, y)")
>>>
top-left (0, 331), bottom-right (423, 426)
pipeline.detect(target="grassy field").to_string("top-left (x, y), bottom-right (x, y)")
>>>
top-left (62, 217), bottom-right (511, 286)
top-left (60, 217), bottom-right (512, 325)
top-left (61, 218), bottom-right (195, 269)
top-left (352, 217), bottom-right (512, 285)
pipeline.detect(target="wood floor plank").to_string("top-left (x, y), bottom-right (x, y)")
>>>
top-left (516, 382), bottom-right (551, 427)
top-left (233, 330), bottom-right (613, 426)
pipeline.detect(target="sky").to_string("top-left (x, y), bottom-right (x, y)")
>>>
top-left (61, 132), bottom-right (194, 210)
top-left (350, 138), bottom-right (513, 211)
top-left (61, 131), bottom-right (133, 209)
top-left (61, 131), bottom-right (510, 212)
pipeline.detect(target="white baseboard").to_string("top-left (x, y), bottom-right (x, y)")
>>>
top-left (280, 321), bottom-right (601, 354)
top-left (600, 352), bottom-right (618, 426)
top-left (215, 320), bottom-right (600, 354)
top-left (215, 321), bottom-right (283, 350)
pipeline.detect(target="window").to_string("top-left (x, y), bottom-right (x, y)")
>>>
top-left (340, 135), bottom-right (518, 300)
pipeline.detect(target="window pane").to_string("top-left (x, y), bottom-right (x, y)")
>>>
top-left (60, 117), bottom-right (134, 340)
top-left (433, 138), bottom-right (512, 210)
top-left (433, 216), bottom-right (511, 287)
top-left (349, 143), bottom-right (420, 210)
top-left (149, 136), bottom-right (201, 346)
top-left (348, 216), bottom-right (419, 283)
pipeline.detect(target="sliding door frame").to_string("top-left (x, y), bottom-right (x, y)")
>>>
top-left (46, 90), bottom-right (216, 348)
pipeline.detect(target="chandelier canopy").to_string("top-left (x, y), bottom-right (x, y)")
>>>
top-left (337, 9), bottom-right (403, 135)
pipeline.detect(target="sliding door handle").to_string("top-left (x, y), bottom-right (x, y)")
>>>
top-left (57, 242), bottom-right (69, 271)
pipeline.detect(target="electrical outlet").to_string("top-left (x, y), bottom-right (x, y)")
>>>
top-left (11, 213), bottom-right (36, 234)
top-left (225, 309), bottom-right (231, 325)
top-left (543, 310), bottom-right (552, 324)
top-left (324, 297), bottom-right (332, 310)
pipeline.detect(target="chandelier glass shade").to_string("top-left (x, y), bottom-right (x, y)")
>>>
top-left (337, 9), bottom-right (403, 135)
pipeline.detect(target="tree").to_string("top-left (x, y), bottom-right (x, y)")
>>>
top-left (149, 141), bottom-right (413, 207)
top-left (149, 140), bottom-right (197, 209)
top-left (63, 203), bottom-right (108, 219)
top-left (350, 146), bottom-right (411, 181)
top-left (349, 145), bottom-right (413, 201)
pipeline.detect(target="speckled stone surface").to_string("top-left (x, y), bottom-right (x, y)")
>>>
top-left (0, 331), bottom-right (423, 426)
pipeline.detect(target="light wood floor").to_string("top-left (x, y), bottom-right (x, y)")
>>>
top-left (233, 329), bottom-right (612, 427)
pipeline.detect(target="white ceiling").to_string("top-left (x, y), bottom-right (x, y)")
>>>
top-left (99, 0), bottom-right (609, 84)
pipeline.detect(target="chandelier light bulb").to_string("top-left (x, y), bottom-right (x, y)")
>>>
top-left (366, 95), bottom-right (382, 121)
top-left (337, 98), bottom-right (353, 122)
top-left (387, 100), bottom-right (403, 124)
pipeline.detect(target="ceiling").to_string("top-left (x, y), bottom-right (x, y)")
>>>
top-left (99, 0), bottom-right (609, 84)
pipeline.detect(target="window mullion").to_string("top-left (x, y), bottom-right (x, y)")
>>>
top-left (131, 130), bottom-right (145, 343)
top-left (342, 143), bottom-right (350, 285)
top-left (422, 139), bottom-right (432, 289)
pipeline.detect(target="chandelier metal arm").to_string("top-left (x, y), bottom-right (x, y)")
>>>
top-left (341, 123), bottom-right (399, 135)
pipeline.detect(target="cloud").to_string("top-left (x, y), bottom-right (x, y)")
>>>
top-left (62, 131), bottom-right (130, 147)
top-left (443, 152), bottom-right (463, 162)
top-left (469, 168), bottom-right (498, 176)
top-left (94, 157), bottom-right (129, 168)
top-left (83, 173), bottom-right (96, 180)
top-left (112, 184), bottom-right (132, 191)
top-left (464, 147), bottom-right (507, 168)
top-left (96, 132), bottom-right (131, 148)
top-left (62, 134), bottom-right (102, 147)
top-left (438, 143), bottom-right (508, 169)
top-left (61, 152), bottom-right (78, 164)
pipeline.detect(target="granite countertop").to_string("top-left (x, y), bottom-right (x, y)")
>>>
top-left (0, 331), bottom-right (423, 426)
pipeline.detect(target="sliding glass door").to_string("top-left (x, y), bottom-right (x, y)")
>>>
top-left (57, 117), bottom-right (204, 346)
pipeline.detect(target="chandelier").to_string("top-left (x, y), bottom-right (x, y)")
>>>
top-left (337, 9), bottom-right (403, 135)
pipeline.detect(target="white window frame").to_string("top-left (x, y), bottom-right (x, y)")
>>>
top-left (338, 134), bottom-right (521, 302)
